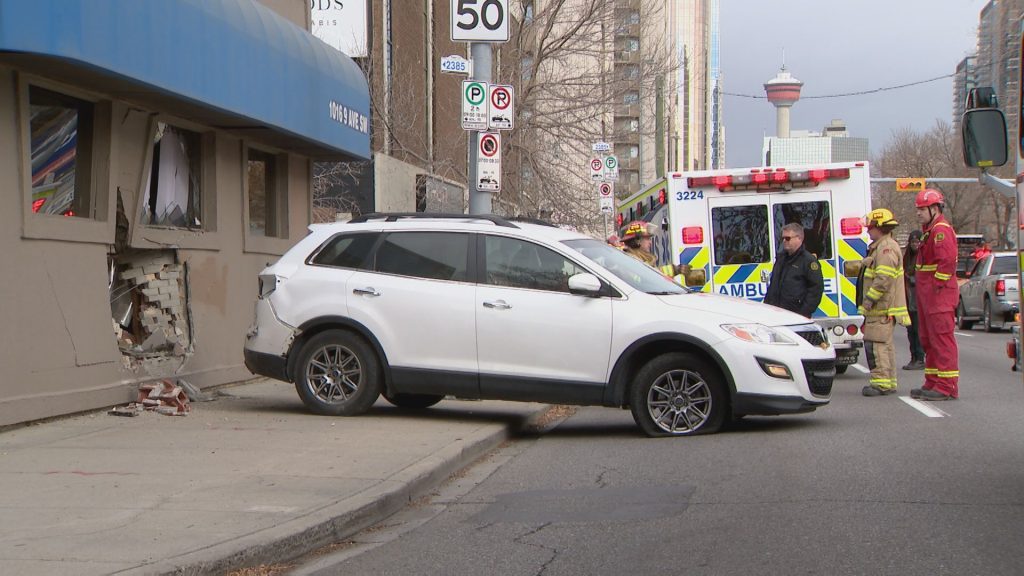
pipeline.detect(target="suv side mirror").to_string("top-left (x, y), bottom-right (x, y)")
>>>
top-left (568, 273), bottom-right (603, 297)
top-left (962, 108), bottom-right (1008, 168)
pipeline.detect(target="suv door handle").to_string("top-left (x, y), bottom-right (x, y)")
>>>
top-left (482, 299), bottom-right (512, 310)
top-left (353, 287), bottom-right (381, 297)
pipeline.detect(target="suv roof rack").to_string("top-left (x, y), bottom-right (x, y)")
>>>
top-left (348, 212), bottom-right (518, 228)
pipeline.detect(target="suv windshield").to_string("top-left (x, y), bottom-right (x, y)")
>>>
top-left (563, 238), bottom-right (687, 294)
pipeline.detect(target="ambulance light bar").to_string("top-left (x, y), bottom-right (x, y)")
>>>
top-left (687, 167), bottom-right (851, 191)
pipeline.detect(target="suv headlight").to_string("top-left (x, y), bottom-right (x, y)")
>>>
top-left (721, 323), bottom-right (797, 345)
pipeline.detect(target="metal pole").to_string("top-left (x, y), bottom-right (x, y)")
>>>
top-left (468, 42), bottom-right (493, 215)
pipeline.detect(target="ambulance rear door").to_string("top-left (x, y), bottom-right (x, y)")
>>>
top-left (767, 191), bottom-right (841, 319)
top-left (706, 194), bottom-right (774, 302)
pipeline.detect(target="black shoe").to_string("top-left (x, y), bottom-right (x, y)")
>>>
top-left (918, 389), bottom-right (953, 401)
top-left (862, 385), bottom-right (896, 397)
top-left (902, 360), bottom-right (925, 370)
top-left (910, 388), bottom-right (924, 399)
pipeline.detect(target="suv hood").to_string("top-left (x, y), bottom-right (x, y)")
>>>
top-left (655, 292), bottom-right (810, 327)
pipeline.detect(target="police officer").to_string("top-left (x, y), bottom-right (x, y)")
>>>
top-left (857, 208), bottom-right (911, 396)
top-left (764, 223), bottom-right (824, 318)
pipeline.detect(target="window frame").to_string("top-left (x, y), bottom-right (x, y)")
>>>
top-left (130, 114), bottom-right (220, 250)
top-left (242, 142), bottom-right (292, 255)
top-left (17, 75), bottom-right (114, 243)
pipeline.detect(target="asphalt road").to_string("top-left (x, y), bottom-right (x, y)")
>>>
top-left (291, 327), bottom-right (1024, 576)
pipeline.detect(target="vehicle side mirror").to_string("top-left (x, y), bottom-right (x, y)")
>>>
top-left (568, 273), bottom-right (603, 297)
top-left (962, 108), bottom-right (1008, 168)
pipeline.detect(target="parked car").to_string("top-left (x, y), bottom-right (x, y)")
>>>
top-left (244, 213), bottom-right (835, 437)
top-left (957, 251), bottom-right (1020, 332)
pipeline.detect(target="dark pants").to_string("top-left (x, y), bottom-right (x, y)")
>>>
top-left (906, 308), bottom-right (925, 362)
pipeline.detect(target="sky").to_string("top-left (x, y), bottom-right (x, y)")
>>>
top-left (718, 0), bottom-right (989, 168)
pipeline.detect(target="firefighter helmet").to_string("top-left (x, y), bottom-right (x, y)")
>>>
top-left (915, 188), bottom-right (945, 209)
top-left (621, 221), bottom-right (653, 241)
top-left (865, 208), bottom-right (899, 228)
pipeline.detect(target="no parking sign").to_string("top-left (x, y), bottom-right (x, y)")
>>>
top-left (476, 132), bottom-right (501, 192)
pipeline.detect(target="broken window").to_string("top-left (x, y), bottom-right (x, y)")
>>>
top-left (109, 250), bottom-right (192, 360)
top-left (28, 86), bottom-right (95, 218)
top-left (141, 122), bottom-right (203, 228)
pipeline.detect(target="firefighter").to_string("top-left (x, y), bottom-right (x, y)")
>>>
top-left (764, 223), bottom-right (823, 318)
top-left (621, 221), bottom-right (659, 266)
top-left (606, 234), bottom-right (625, 250)
top-left (857, 208), bottom-right (911, 396)
top-left (911, 189), bottom-right (959, 401)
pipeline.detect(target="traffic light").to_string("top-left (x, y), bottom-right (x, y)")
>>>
top-left (896, 178), bottom-right (926, 192)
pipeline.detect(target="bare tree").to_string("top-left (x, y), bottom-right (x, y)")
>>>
top-left (494, 0), bottom-right (680, 232)
top-left (872, 120), bottom-right (1015, 246)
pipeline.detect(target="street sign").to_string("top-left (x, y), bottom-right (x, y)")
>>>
top-left (599, 197), bottom-right (614, 212)
top-left (589, 157), bottom-right (604, 181)
top-left (598, 181), bottom-right (614, 198)
top-left (462, 80), bottom-right (488, 131)
top-left (592, 141), bottom-right (610, 153)
top-left (476, 132), bottom-right (501, 192)
top-left (603, 155), bottom-right (619, 181)
top-left (451, 0), bottom-right (509, 42)
top-left (440, 55), bottom-right (472, 75)
top-left (896, 178), bottom-right (926, 192)
top-left (488, 84), bottom-right (514, 130)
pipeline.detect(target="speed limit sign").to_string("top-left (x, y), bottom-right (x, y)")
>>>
top-left (451, 0), bottom-right (509, 42)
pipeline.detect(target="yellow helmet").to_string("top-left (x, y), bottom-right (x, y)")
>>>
top-left (865, 208), bottom-right (899, 228)
top-left (621, 221), bottom-right (654, 241)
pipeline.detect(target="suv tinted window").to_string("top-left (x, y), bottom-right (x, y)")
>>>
top-left (309, 233), bottom-right (379, 269)
top-left (484, 235), bottom-right (586, 292)
top-left (374, 232), bottom-right (469, 281)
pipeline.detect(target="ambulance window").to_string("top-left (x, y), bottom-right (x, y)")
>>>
top-left (772, 201), bottom-right (833, 260)
top-left (711, 205), bottom-right (770, 265)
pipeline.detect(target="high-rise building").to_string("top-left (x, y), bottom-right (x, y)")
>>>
top-left (678, 0), bottom-right (720, 171)
top-left (953, 55), bottom-right (978, 132)
top-left (762, 120), bottom-right (869, 166)
top-left (974, 0), bottom-right (1023, 155)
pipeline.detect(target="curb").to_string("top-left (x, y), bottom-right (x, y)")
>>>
top-left (119, 405), bottom-right (554, 576)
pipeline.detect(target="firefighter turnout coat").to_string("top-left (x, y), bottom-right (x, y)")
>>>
top-left (857, 233), bottom-right (910, 391)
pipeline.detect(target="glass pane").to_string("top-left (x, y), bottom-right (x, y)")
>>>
top-left (310, 233), bottom-right (379, 269)
top-left (142, 123), bottom-right (203, 228)
top-left (712, 205), bottom-right (770, 265)
top-left (992, 255), bottom-right (1017, 275)
top-left (484, 236), bottom-right (585, 292)
top-left (374, 232), bottom-right (468, 281)
top-left (248, 150), bottom-right (273, 236)
top-left (772, 201), bottom-right (832, 259)
top-left (29, 87), bottom-right (92, 218)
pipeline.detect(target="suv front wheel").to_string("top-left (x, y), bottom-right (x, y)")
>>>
top-left (294, 330), bottom-right (381, 416)
top-left (630, 352), bottom-right (726, 437)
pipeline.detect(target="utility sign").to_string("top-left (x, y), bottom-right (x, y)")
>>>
top-left (477, 132), bottom-right (501, 192)
top-left (451, 0), bottom-right (510, 42)
top-left (599, 197), bottom-right (614, 212)
top-left (598, 181), bottom-right (614, 198)
top-left (590, 158), bottom-right (604, 181)
top-left (488, 84), bottom-right (514, 130)
top-left (440, 55), bottom-right (472, 75)
top-left (462, 80), bottom-right (488, 130)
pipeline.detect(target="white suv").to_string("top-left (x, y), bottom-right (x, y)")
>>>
top-left (244, 213), bottom-right (835, 436)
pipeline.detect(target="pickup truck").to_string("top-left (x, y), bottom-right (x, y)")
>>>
top-left (956, 251), bottom-right (1020, 332)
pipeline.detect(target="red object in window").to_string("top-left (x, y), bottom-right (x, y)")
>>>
top-left (840, 217), bottom-right (863, 235)
top-left (31, 198), bottom-right (45, 212)
top-left (996, 279), bottom-right (1006, 296)
top-left (616, 213), bottom-right (624, 228)
top-left (681, 226), bottom-right (704, 244)
top-left (658, 188), bottom-right (667, 204)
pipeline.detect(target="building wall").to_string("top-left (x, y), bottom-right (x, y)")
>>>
top-left (0, 0), bottom-right (342, 428)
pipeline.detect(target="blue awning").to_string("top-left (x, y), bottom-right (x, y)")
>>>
top-left (0, 0), bottom-right (370, 160)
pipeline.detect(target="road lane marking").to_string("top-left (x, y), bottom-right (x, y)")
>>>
top-left (850, 363), bottom-right (869, 374)
top-left (955, 331), bottom-right (975, 338)
top-left (900, 397), bottom-right (949, 418)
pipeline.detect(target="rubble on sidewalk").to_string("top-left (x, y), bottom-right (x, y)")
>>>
top-left (109, 379), bottom-right (192, 417)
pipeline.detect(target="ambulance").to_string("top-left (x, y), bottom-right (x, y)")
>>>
top-left (617, 161), bottom-right (873, 372)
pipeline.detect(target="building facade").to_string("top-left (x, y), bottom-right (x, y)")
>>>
top-left (762, 121), bottom-right (869, 166)
top-left (0, 0), bottom-right (370, 427)
top-left (973, 0), bottom-right (1023, 159)
top-left (953, 55), bottom-right (978, 132)
top-left (677, 0), bottom-right (721, 171)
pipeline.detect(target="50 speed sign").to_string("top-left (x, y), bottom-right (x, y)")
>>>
top-left (451, 0), bottom-right (509, 42)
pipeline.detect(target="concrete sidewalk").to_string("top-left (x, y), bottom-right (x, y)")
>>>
top-left (0, 379), bottom-right (553, 575)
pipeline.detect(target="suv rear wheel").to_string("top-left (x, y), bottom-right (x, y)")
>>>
top-left (294, 330), bottom-right (381, 416)
top-left (630, 352), bottom-right (726, 437)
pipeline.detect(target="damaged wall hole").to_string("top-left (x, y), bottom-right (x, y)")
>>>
top-left (109, 249), bottom-right (193, 366)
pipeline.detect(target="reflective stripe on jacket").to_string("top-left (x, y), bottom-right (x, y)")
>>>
top-left (916, 216), bottom-right (958, 312)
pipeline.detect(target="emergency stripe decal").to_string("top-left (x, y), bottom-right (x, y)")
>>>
top-left (838, 237), bottom-right (869, 316)
top-left (816, 259), bottom-right (839, 318)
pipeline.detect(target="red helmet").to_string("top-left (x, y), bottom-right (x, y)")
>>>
top-left (915, 188), bottom-right (945, 209)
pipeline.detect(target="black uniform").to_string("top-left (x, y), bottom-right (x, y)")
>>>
top-left (764, 246), bottom-right (824, 318)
